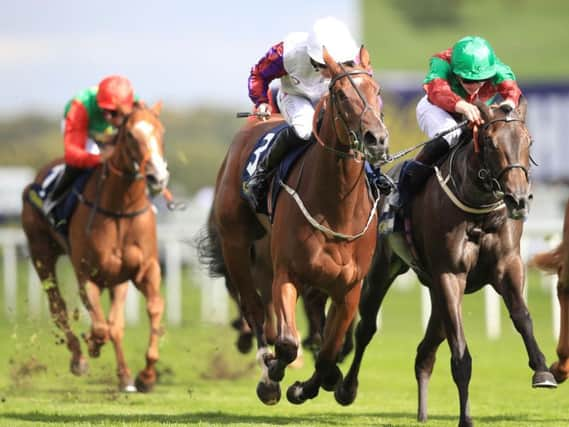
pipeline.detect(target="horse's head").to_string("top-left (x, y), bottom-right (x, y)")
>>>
top-left (119, 102), bottom-right (170, 196)
top-left (322, 46), bottom-right (389, 166)
top-left (475, 97), bottom-right (532, 220)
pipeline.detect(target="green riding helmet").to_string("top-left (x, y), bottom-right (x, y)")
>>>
top-left (451, 36), bottom-right (497, 80)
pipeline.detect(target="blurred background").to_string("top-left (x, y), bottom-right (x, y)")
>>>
top-left (1, 2), bottom-right (569, 423)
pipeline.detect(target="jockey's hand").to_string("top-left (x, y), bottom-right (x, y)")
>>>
top-left (256, 103), bottom-right (271, 121)
top-left (455, 100), bottom-right (483, 126)
top-left (99, 147), bottom-right (114, 163)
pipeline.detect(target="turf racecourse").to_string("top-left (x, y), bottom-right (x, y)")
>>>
top-left (0, 269), bottom-right (567, 427)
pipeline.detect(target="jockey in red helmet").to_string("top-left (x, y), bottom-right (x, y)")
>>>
top-left (43, 75), bottom-right (139, 215)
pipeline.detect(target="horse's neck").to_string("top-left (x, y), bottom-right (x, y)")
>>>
top-left (305, 116), bottom-right (368, 220)
top-left (444, 141), bottom-right (498, 207)
top-left (98, 149), bottom-right (147, 210)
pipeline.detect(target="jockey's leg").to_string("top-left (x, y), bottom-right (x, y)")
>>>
top-left (245, 126), bottom-right (306, 207)
top-left (43, 165), bottom-right (83, 215)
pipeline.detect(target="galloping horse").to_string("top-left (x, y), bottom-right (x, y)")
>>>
top-left (200, 46), bottom-right (388, 404)
top-left (21, 103), bottom-right (169, 392)
top-left (335, 98), bottom-right (557, 427)
top-left (530, 197), bottom-right (569, 383)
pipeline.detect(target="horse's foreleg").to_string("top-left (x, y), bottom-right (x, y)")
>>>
top-left (415, 301), bottom-right (445, 423)
top-left (301, 287), bottom-right (327, 358)
top-left (288, 285), bottom-right (360, 405)
top-left (108, 282), bottom-right (135, 392)
top-left (79, 280), bottom-right (109, 358)
top-left (135, 260), bottom-right (164, 393)
top-left (552, 281), bottom-right (569, 382)
top-left (336, 247), bottom-right (401, 406)
top-left (270, 278), bottom-right (299, 382)
top-left (438, 273), bottom-right (473, 427)
top-left (500, 258), bottom-right (556, 388)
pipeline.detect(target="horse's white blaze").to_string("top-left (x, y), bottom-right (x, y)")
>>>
top-left (133, 120), bottom-right (169, 186)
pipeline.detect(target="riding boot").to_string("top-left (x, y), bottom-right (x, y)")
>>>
top-left (415, 136), bottom-right (450, 166)
top-left (43, 165), bottom-right (83, 216)
top-left (246, 126), bottom-right (307, 209)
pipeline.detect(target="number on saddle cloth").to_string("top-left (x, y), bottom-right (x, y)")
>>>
top-left (241, 123), bottom-right (310, 218)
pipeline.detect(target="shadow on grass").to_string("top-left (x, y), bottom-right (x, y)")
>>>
top-left (2, 411), bottom-right (566, 426)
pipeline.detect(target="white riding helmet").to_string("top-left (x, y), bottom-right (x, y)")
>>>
top-left (307, 16), bottom-right (359, 65)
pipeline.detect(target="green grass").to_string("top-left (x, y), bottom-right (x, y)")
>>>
top-left (0, 264), bottom-right (567, 426)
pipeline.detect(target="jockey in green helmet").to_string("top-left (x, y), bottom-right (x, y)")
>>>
top-left (415, 35), bottom-right (522, 166)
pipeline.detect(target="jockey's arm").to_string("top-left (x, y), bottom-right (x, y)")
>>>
top-left (63, 100), bottom-right (101, 168)
top-left (248, 41), bottom-right (287, 107)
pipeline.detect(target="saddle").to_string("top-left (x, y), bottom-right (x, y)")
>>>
top-left (27, 165), bottom-right (92, 236)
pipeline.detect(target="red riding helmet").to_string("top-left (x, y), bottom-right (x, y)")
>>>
top-left (96, 75), bottom-right (134, 113)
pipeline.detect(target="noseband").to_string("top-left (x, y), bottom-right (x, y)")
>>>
top-left (106, 116), bottom-right (151, 181)
top-left (475, 116), bottom-right (530, 197)
top-left (313, 66), bottom-right (382, 161)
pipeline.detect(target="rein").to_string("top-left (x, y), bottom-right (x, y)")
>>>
top-left (312, 67), bottom-right (378, 161)
top-left (280, 66), bottom-right (382, 241)
top-left (436, 116), bottom-right (530, 214)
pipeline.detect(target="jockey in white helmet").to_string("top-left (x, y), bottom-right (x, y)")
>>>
top-left (245, 16), bottom-right (360, 208)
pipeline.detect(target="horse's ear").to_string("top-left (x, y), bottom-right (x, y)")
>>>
top-left (151, 101), bottom-right (163, 116)
top-left (516, 95), bottom-right (527, 121)
top-left (323, 46), bottom-right (342, 75)
top-left (359, 45), bottom-right (371, 69)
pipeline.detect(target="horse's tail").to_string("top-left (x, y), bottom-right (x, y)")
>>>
top-left (196, 210), bottom-right (227, 278)
top-left (529, 242), bottom-right (565, 274)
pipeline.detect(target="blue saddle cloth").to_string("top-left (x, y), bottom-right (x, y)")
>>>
top-left (28, 166), bottom-right (92, 236)
top-left (241, 124), bottom-right (310, 217)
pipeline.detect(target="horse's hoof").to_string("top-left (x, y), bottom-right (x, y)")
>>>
top-left (119, 378), bottom-right (137, 393)
top-left (334, 381), bottom-right (357, 406)
top-left (532, 371), bottom-right (557, 388)
top-left (458, 416), bottom-right (473, 427)
top-left (286, 381), bottom-right (310, 405)
top-left (236, 333), bottom-right (253, 354)
top-left (549, 362), bottom-right (569, 384)
top-left (256, 380), bottom-right (281, 405)
top-left (70, 356), bottom-right (88, 376)
top-left (135, 375), bottom-right (155, 393)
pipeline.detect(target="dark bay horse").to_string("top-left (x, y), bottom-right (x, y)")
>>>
top-left (530, 197), bottom-right (569, 383)
top-left (335, 99), bottom-right (557, 427)
top-left (200, 46), bottom-right (388, 405)
top-left (21, 103), bottom-right (169, 392)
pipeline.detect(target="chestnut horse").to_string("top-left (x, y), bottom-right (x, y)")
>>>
top-left (200, 46), bottom-right (388, 405)
top-left (335, 99), bottom-right (557, 427)
top-left (530, 197), bottom-right (569, 383)
top-left (21, 103), bottom-right (169, 392)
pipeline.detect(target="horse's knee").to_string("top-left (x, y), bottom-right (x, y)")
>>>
top-left (91, 322), bottom-right (110, 342)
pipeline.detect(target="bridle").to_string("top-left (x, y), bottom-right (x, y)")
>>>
top-left (312, 65), bottom-right (383, 161)
top-left (474, 116), bottom-right (531, 198)
top-left (105, 116), bottom-right (152, 181)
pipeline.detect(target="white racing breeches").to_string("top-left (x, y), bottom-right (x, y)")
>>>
top-left (416, 95), bottom-right (463, 147)
top-left (276, 91), bottom-right (317, 140)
